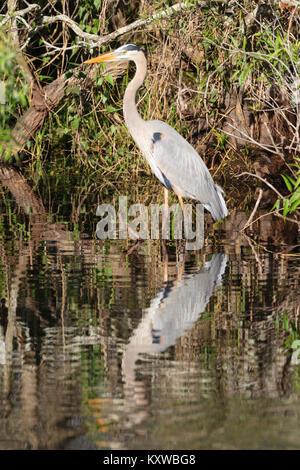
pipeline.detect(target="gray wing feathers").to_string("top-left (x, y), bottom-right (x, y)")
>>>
top-left (149, 121), bottom-right (227, 220)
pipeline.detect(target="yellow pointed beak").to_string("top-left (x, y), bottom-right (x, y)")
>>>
top-left (84, 52), bottom-right (117, 64)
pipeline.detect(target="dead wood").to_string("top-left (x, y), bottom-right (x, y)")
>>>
top-left (10, 62), bottom-right (128, 153)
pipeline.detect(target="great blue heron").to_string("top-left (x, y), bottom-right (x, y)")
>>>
top-left (85, 44), bottom-right (228, 220)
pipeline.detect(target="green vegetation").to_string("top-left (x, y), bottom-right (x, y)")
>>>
top-left (0, 31), bottom-right (29, 159)
top-left (275, 161), bottom-right (300, 218)
top-left (0, 1), bottom-right (299, 221)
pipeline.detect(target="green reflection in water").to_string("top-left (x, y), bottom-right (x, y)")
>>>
top-left (0, 171), bottom-right (299, 450)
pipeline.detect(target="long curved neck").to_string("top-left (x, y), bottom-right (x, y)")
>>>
top-left (123, 54), bottom-right (147, 137)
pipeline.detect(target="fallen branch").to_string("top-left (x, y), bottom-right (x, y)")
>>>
top-left (11, 61), bottom-right (128, 151)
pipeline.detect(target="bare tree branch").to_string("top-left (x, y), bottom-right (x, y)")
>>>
top-left (1, 1), bottom-right (226, 52)
top-left (5, 0), bottom-right (215, 154)
top-left (0, 3), bottom-right (40, 27)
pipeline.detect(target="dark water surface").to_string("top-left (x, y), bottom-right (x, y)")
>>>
top-left (0, 175), bottom-right (300, 450)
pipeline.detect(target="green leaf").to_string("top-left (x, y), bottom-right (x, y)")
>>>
top-left (242, 36), bottom-right (247, 51)
top-left (294, 175), bottom-right (300, 189)
top-left (71, 85), bottom-right (81, 96)
top-left (282, 311), bottom-right (289, 330)
top-left (71, 116), bottom-right (79, 129)
top-left (70, 47), bottom-right (79, 59)
top-left (282, 174), bottom-right (292, 192)
top-left (283, 198), bottom-right (290, 218)
top-left (271, 199), bottom-right (280, 211)
top-left (97, 76), bottom-right (104, 86)
top-left (239, 62), bottom-right (254, 86)
top-left (289, 198), bottom-right (300, 213)
top-left (105, 105), bottom-right (118, 113)
top-left (105, 74), bottom-right (114, 86)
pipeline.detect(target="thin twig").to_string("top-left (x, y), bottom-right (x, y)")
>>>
top-left (240, 206), bottom-right (300, 229)
top-left (235, 172), bottom-right (284, 199)
top-left (41, 2), bottom-right (193, 49)
top-left (273, 211), bottom-right (300, 227)
top-left (219, 123), bottom-right (285, 157)
top-left (242, 188), bottom-right (263, 231)
top-left (0, 1), bottom-right (192, 51)
top-left (1, 1), bottom-right (227, 52)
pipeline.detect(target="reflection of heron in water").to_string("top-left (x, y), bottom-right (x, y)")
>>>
top-left (121, 254), bottom-right (227, 422)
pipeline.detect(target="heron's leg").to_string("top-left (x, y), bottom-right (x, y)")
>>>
top-left (178, 243), bottom-right (186, 281)
top-left (162, 187), bottom-right (169, 239)
top-left (164, 187), bottom-right (168, 211)
top-left (177, 194), bottom-right (185, 214)
top-left (178, 261), bottom-right (184, 281)
top-left (161, 240), bottom-right (168, 283)
top-left (161, 188), bottom-right (168, 283)
top-left (162, 187), bottom-right (169, 260)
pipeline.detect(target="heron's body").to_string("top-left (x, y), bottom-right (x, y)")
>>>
top-left (85, 44), bottom-right (228, 221)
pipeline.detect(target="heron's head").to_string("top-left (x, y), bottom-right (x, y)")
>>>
top-left (85, 44), bottom-right (144, 64)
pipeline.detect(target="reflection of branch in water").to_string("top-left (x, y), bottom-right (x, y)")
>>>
top-left (121, 254), bottom-right (227, 427)
top-left (0, 166), bottom-right (46, 216)
top-left (0, 166), bottom-right (76, 445)
top-left (0, 165), bottom-right (74, 324)
top-left (0, 166), bottom-right (72, 243)
top-left (243, 233), bottom-right (263, 276)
